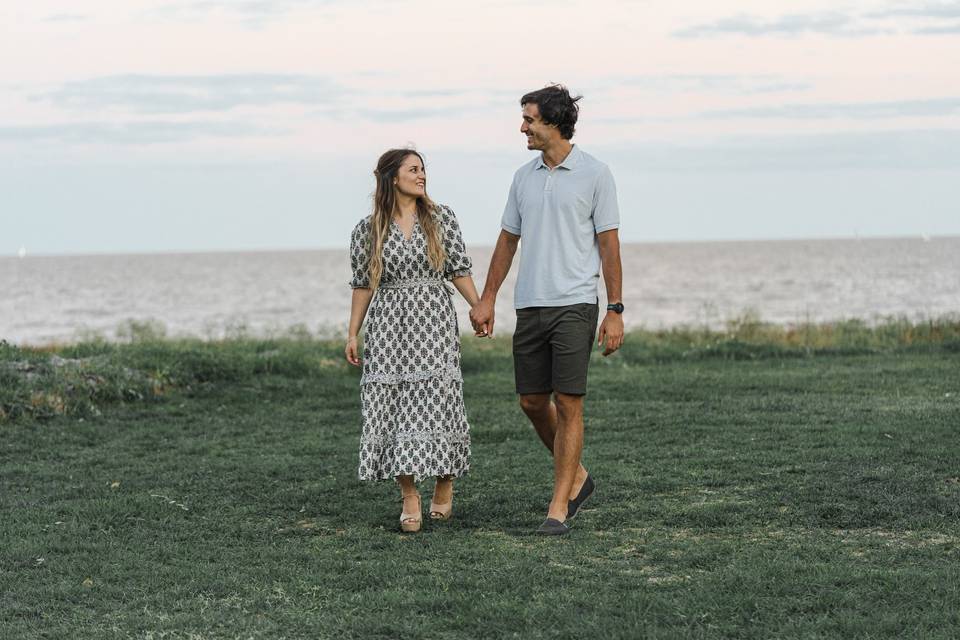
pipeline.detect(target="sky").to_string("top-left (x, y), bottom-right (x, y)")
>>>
top-left (2, 0), bottom-right (959, 255)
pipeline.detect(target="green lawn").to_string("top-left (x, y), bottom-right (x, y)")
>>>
top-left (2, 327), bottom-right (959, 639)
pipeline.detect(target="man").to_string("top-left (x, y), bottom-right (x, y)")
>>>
top-left (470, 84), bottom-right (624, 536)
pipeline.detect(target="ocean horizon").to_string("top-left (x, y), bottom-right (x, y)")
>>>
top-left (9, 233), bottom-right (958, 259)
top-left (3, 236), bottom-right (958, 346)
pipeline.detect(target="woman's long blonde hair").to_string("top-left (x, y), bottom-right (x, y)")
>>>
top-left (367, 149), bottom-right (446, 289)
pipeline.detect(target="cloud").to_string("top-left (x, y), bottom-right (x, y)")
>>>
top-left (150, 0), bottom-right (362, 24)
top-left (0, 121), bottom-right (285, 145)
top-left (674, 3), bottom-right (960, 38)
top-left (673, 12), bottom-right (880, 38)
top-left (914, 22), bottom-right (960, 31)
top-left (42, 14), bottom-right (91, 23)
top-left (866, 1), bottom-right (960, 19)
top-left (701, 97), bottom-right (960, 120)
top-left (867, 0), bottom-right (960, 33)
top-left (612, 129), bottom-right (960, 171)
top-left (345, 101), bottom-right (496, 123)
top-left (618, 74), bottom-right (813, 95)
top-left (33, 75), bottom-right (526, 122)
top-left (355, 107), bottom-right (459, 123)
top-left (398, 89), bottom-right (474, 99)
top-left (36, 74), bottom-right (349, 114)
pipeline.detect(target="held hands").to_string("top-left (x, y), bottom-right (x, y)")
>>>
top-left (344, 336), bottom-right (361, 366)
top-left (469, 299), bottom-right (494, 338)
top-left (597, 311), bottom-right (625, 356)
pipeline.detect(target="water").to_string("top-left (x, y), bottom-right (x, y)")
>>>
top-left (2, 237), bottom-right (958, 345)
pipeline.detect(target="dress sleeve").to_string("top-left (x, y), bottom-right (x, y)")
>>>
top-left (439, 205), bottom-right (472, 280)
top-left (349, 219), bottom-right (371, 288)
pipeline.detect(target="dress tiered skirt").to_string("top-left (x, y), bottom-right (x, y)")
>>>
top-left (357, 279), bottom-right (471, 481)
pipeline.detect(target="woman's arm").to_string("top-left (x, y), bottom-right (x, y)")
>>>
top-left (345, 287), bottom-right (375, 366)
top-left (451, 275), bottom-right (481, 309)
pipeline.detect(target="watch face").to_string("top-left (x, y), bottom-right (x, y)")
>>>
top-left (608, 303), bottom-right (624, 313)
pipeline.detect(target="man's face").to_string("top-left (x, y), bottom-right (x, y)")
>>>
top-left (520, 103), bottom-right (557, 151)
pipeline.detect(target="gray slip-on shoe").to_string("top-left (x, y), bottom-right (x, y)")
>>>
top-left (566, 475), bottom-right (595, 520)
top-left (535, 518), bottom-right (570, 536)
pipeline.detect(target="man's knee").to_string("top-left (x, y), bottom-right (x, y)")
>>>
top-left (519, 393), bottom-right (551, 415)
top-left (554, 392), bottom-right (584, 422)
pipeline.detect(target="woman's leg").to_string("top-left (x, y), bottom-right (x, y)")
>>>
top-left (433, 475), bottom-right (453, 505)
top-left (398, 475), bottom-right (419, 501)
top-left (430, 475), bottom-right (454, 520)
top-left (397, 475), bottom-right (421, 531)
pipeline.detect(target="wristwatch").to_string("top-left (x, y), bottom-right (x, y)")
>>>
top-left (606, 302), bottom-right (624, 314)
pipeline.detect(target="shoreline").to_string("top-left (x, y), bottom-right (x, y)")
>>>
top-left (5, 313), bottom-right (959, 349)
top-left (6, 233), bottom-right (960, 260)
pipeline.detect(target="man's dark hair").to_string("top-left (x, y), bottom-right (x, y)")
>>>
top-left (520, 84), bottom-right (582, 140)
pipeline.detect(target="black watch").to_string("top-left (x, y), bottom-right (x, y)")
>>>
top-left (606, 302), bottom-right (624, 314)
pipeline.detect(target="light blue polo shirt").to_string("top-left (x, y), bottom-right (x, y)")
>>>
top-left (501, 145), bottom-right (620, 309)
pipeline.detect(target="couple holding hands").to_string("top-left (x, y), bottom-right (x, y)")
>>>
top-left (345, 84), bottom-right (624, 535)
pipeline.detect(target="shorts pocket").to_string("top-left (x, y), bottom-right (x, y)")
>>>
top-left (572, 303), bottom-right (598, 323)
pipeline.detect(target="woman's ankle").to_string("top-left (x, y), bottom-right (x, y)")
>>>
top-left (433, 477), bottom-right (454, 502)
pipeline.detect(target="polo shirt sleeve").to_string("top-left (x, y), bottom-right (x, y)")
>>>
top-left (592, 165), bottom-right (620, 234)
top-left (501, 173), bottom-right (522, 236)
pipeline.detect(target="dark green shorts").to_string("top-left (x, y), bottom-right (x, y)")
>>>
top-left (512, 303), bottom-right (599, 396)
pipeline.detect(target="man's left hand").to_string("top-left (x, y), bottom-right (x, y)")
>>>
top-left (597, 312), bottom-right (624, 357)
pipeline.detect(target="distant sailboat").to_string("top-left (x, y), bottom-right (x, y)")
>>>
top-left (18, 246), bottom-right (26, 258)
top-left (921, 233), bottom-right (931, 242)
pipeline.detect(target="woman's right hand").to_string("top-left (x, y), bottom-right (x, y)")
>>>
top-left (469, 299), bottom-right (494, 338)
top-left (345, 337), bottom-right (361, 366)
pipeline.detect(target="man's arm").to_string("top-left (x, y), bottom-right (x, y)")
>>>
top-left (469, 229), bottom-right (520, 337)
top-left (597, 229), bottom-right (624, 356)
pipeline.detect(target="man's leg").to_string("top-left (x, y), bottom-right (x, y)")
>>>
top-left (546, 392), bottom-right (584, 521)
top-left (518, 393), bottom-right (589, 501)
top-left (518, 393), bottom-right (555, 449)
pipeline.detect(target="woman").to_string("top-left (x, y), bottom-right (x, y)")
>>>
top-left (345, 148), bottom-right (484, 533)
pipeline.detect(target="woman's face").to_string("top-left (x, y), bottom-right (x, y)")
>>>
top-left (394, 154), bottom-right (426, 199)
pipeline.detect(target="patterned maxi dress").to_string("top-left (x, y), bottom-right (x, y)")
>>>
top-left (349, 204), bottom-right (473, 481)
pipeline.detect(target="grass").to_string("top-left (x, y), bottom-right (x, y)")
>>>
top-left (2, 318), bottom-right (960, 638)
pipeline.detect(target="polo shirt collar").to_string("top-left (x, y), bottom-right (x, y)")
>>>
top-left (536, 144), bottom-right (581, 171)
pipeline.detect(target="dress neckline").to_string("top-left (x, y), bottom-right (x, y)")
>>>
top-left (392, 216), bottom-right (420, 242)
